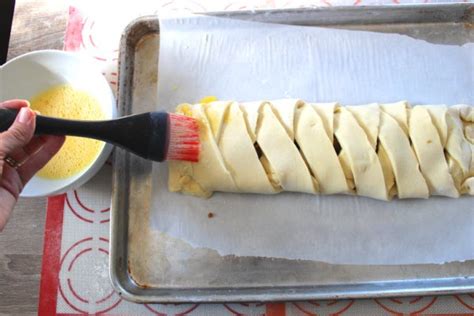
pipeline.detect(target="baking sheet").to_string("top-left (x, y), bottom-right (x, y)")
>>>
top-left (112, 7), bottom-right (474, 302)
top-left (151, 15), bottom-right (473, 265)
top-left (150, 15), bottom-right (474, 265)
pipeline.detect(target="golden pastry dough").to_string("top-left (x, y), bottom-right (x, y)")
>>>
top-left (257, 102), bottom-right (317, 193)
top-left (169, 100), bottom-right (473, 200)
top-left (381, 101), bottom-right (409, 135)
top-left (168, 103), bottom-right (237, 197)
top-left (334, 107), bottom-right (387, 200)
top-left (377, 143), bottom-right (396, 198)
top-left (379, 111), bottom-right (429, 199)
top-left (295, 103), bottom-right (348, 194)
top-left (218, 102), bottom-right (276, 193)
top-left (409, 107), bottom-right (459, 197)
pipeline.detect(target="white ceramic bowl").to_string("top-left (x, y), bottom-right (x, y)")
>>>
top-left (0, 50), bottom-right (116, 197)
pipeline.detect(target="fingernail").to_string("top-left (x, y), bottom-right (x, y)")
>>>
top-left (17, 107), bottom-right (33, 124)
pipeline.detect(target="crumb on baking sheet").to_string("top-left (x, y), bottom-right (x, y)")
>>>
top-left (208, 212), bottom-right (215, 218)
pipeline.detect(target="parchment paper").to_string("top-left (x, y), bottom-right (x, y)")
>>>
top-left (152, 15), bottom-right (474, 265)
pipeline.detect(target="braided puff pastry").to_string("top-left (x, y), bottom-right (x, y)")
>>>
top-left (168, 100), bottom-right (473, 200)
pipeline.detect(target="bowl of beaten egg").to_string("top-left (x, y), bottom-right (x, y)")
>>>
top-left (0, 50), bottom-right (116, 197)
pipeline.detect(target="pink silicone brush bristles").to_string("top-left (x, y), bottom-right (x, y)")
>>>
top-left (166, 113), bottom-right (201, 162)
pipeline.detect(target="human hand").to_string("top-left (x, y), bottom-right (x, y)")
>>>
top-left (0, 100), bottom-right (65, 231)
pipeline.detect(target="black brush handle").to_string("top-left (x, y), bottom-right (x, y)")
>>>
top-left (0, 108), bottom-right (169, 162)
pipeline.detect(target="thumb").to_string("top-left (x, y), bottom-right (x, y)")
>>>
top-left (0, 107), bottom-right (36, 158)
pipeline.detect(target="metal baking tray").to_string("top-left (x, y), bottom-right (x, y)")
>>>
top-left (111, 4), bottom-right (474, 303)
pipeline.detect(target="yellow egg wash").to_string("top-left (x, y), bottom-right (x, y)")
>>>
top-left (198, 96), bottom-right (231, 134)
top-left (30, 84), bottom-right (106, 179)
top-left (199, 95), bottom-right (217, 104)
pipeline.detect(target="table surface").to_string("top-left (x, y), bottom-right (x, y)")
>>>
top-left (0, 1), bottom-right (67, 315)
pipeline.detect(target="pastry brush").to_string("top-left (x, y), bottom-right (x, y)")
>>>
top-left (0, 108), bottom-right (200, 162)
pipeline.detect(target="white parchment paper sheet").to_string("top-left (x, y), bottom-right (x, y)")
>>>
top-left (152, 15), bottom-right (474, 265)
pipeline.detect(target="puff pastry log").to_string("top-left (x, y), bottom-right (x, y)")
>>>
top-left (168, 100), bottom-right (473, 200)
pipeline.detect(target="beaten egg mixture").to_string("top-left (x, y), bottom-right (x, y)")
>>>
top-left (30, 84), bottom-right (106, 179)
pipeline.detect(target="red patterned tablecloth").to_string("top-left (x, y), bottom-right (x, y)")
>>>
top-left (38, 1), bottom-right (474, 315)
